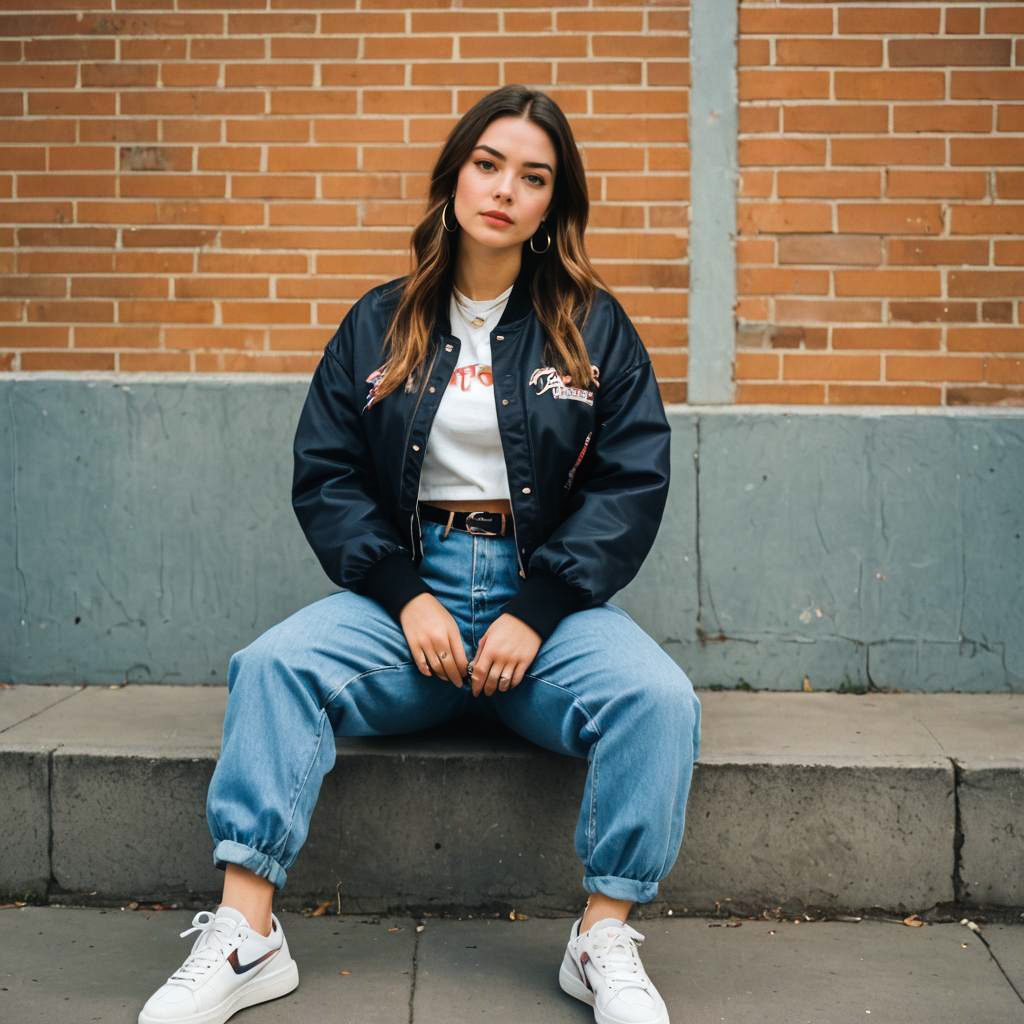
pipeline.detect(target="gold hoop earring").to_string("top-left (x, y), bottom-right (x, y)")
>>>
top-left (529, 221), bottom-right (551, 254)
top-left (442, 195), bottom-right (458, 233)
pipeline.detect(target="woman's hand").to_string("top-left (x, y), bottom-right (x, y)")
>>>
top-left (399, 593), bottom-right (470, 688)
top-left (468, 614), bottom-right (542, 697)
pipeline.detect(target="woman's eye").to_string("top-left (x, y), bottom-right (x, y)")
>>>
top-left (475, 160), bottom-right (545, 186)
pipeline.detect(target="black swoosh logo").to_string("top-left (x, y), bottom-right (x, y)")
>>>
top-left (228, 947), bottom-right (277, 975)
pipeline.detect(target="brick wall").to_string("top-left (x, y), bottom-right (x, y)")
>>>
top-left (1, 2), bottom-right (1022, 407)
top-left (0, 3), bottom-right (690, 402)
top-left (737, 0), bottom-right (1024, 406)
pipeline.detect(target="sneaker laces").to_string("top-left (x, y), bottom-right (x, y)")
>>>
top-left (167, 911), bottom-right (239, 986)
top-left (588, 922), bottom-right (650, 989)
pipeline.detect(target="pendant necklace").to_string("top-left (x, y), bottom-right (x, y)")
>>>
top-left (453, 283), bottom-right (512, 329)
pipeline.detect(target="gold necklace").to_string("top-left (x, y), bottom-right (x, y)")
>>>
top-left (453, 286), bottom-right (510, 329)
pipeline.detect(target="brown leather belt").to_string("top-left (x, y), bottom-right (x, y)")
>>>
top-left (418, 502), bottom-right (511, 538)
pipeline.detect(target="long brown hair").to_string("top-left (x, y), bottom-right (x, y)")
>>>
top-left (370, 84), bottom-right (611, 402)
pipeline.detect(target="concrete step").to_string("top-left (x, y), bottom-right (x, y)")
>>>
top-left (2, 906), bottom-right (1023, 1024)
top-left (1, 685), bottom-right (1021, 916)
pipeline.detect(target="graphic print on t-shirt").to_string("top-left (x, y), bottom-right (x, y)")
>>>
top-left (451, 363), bottom-right (493, 391)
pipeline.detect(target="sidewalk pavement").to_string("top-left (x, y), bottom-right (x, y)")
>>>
top-left (1, 905), bottom-right (1022, 1024)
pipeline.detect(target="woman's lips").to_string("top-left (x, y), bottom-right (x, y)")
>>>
top-left (481, 213), bottom-right (512, 227)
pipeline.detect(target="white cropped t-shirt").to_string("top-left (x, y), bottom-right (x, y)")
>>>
top-left (417, 282), bottom-right (513, 503)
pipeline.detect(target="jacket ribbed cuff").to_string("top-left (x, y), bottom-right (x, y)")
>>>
top-left (355, 551), bottom-right (434, 623)
top-left (498, 571), bottom-right (590, 642)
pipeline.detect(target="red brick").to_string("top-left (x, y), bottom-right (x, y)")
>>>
top-left (832, 328), bottom-right (941, 351)
top-left (120, 351), bottom-right (192, 371)
top-left (835, 71), bottom-right (945, 100)
top-left (948, 328), bottom-right (1024, 352)
top-left (21, 350), bottom-right (115, 371)
top-left (739, 70), bottom-right (830, 100)
top-left (784, 354), bottom-right (881, 382)
top-left (892, 104), bottom-right (992, 133)
top-left (834, 270), bottom-right (941, 297)
top-left (952, 71), bottom-right (1024, 100)
top-left (778, 233), bottom-right (884, 262)
top-left (949, 271), bottom-right (1024, 298)
top-left (983, 358), bottom-right (1024, 384)
top-left (832, 137), bottom-right (946, 166)
top-left (735, 352), bottom-right (780, 380)
top-left (887, 355), bottom-right (985, 382)
top-left (736, 382), bottom-right (825, 405)
top-left (887, 239), bottom-right (989, 265)
top-left (887, 171), bottom-right (988, 199)
top-left (777, 171), bottom-right (880, 199)
top-left (891, 301), bottom-right (978, 324)
top-left (889, 39), bottom-right (1012, 67)
top-left (839, 9), bottom-right (940, 35)
top-left (836, 204), bottom-right (943, 235)
top-left (76, 326), bottom-right (160, 350)
top-left (948, 386), bottom-right (1024, 406)
top-left (1, 325), bottom-right (69, 348)
top-left (828, 384), bottom-right (942, 405)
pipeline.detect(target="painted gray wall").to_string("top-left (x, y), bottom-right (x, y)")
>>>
top-left (2, 377), bottom-right (1022, 691)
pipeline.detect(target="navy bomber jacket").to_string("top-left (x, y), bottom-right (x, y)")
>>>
top-left (292, 259), bottom-right (672, 642)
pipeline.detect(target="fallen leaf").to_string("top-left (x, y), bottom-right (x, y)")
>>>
top-left (311, 900), bottom-right (331, 917)
top-left (802, 675), bottom-right (813, 692)
top-left (903, 914), bottom-right (924, 927)
top-left (339, 969), bottom-right (351, 976)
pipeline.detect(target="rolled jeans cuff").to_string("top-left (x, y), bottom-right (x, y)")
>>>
top-left (583, 873), bottom-right (658, 904)
top-left (213, 839), bottom-right (288, 891)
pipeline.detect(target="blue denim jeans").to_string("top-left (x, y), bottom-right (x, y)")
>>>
top-left (206, 516), bottom-right (702, 904)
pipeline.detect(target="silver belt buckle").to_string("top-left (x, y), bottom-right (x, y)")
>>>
top-left (465, 511), bottom-right (500, 536)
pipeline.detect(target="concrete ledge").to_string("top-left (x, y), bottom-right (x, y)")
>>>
top-left (1, 686), bottom-right (1021, 915)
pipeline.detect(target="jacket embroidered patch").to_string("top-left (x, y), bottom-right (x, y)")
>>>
top-left (529, 363), bottom-right (600, 405)
top-left (362, 365), bottom-right (386, 413)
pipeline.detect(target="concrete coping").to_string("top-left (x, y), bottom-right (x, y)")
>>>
top-left (1, 685), bottom-right (1022, 767)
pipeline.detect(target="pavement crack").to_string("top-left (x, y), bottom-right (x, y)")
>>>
top-left (0, 685), bottom-right (86, 737)
top-left (407, 916), bottom-right (420, 1023)
top-left (963, 919), bottom-right (1024, 1006)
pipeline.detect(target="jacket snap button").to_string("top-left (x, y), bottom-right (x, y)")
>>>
top-left (501, 398), bottom-right (509, 406)
top-left (495, 335), bottom-right (504, 341)
top-left (412, 444), bottom-right (420, 452)
top-left (429, 386), bottom-right (436, 393)
top-left (445, 344), bottom-right (453, 352)
top-left (521, 486), bottom-right (531, 494)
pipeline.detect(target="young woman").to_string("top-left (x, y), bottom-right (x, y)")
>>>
top-left (139, 84), bottom-right (701, 1024)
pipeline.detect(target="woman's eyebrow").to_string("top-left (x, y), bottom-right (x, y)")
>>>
top-left (473, 145), bottom-right (553, 174)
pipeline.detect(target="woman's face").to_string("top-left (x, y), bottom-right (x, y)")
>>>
top-left (453, 115), bottom-right (557, 252)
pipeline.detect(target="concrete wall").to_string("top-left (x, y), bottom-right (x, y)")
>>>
top-left (2, 376), bottom-right (1022, 691)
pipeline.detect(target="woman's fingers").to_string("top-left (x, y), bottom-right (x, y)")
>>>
top-left (449, 626), bottom-right (470, 685)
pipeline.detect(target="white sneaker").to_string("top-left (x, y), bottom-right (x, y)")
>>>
top-left (558, 916), bottom-right (670, 1024)
top-left (138, 905), bottom-right (299, 1024)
